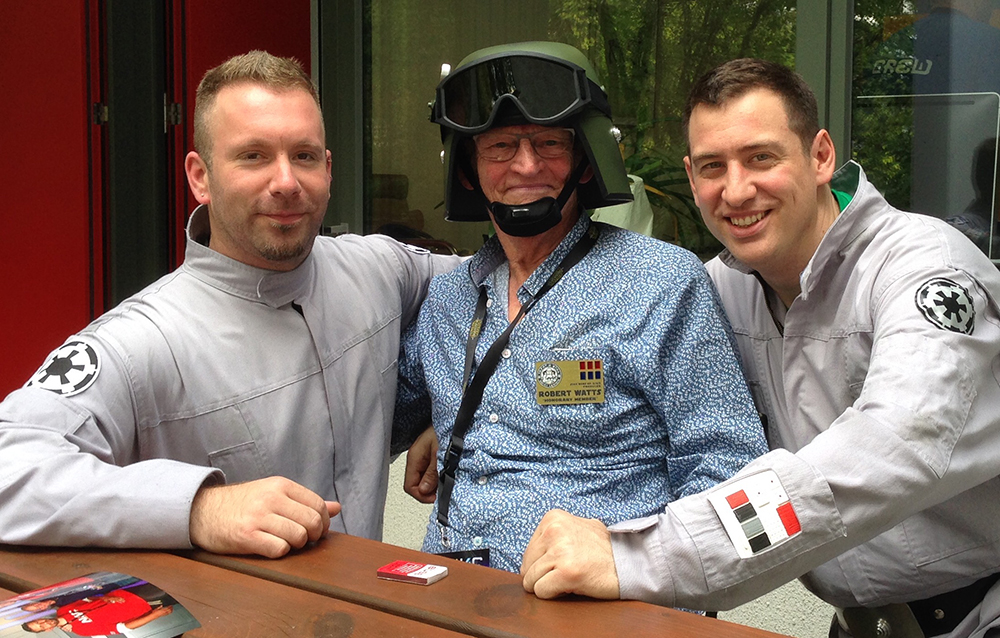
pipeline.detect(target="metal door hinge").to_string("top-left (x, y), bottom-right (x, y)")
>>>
top-left (92, 103), bottom-right (109, 125)
top-left (164, 94), bottom-right (182, 131)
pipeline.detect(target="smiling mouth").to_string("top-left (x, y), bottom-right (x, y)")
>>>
top-left (264, 211), bottom-right (305, 224)
top-left (729, 211), bottom-right (766, 227)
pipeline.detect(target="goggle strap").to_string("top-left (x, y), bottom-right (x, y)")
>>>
top-left (586, 81), bottom-right (611, 117)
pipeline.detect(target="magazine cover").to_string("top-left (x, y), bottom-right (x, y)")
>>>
top-left (0, 571), bottom-right (200, 637)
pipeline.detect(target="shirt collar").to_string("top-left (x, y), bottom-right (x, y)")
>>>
top-left (181, 205), bottom-right (314, 308)
top-left (466, 213), bottom-right (592, 297)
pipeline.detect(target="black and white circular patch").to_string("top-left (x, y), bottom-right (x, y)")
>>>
top-left (536, 363), bottom-right (562, 388)
top-left (915, 278), bottom-right (975, 335)
top-left (27, 340), bottom-right (101, 396)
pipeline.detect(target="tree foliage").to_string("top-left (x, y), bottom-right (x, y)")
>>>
top-left (546, 0), bottom-right (797, 256)
top-left (851, 1), bottom-right (917, 210)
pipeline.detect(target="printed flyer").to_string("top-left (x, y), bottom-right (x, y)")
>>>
top-left (0, 571), bottom-right (199, 637)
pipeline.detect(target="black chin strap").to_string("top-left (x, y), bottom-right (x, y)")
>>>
top-left (555, 159), bottom-right (590, 210)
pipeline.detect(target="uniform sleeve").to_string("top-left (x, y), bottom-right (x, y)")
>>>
top-left (368, 235), bottom-right (464, 329)
top-left (613, 260), bottom-right (1000, 610)
top-left (0, 335), bottom-right (219, 548)
top-left (646, 259), bottom-right (769, 500)
top-left (390, 317), bottom-right (431, 455)
top-left (611, 448), bottom-right (849, 610)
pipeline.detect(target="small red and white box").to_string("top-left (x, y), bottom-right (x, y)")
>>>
top-left (376, 560), bottom-right (449, 585)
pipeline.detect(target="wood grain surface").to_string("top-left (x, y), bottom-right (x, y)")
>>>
top-left (0, 545), bottom-right (464, 637)
top-left (186, 532), bottom-right (790, 638)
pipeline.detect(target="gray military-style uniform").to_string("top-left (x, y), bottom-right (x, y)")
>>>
top-left (611, 162), bottom-right (1000, 636)
top-left (0, 206), bottom-right (458, 548)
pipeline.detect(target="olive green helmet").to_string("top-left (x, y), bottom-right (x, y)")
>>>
top-left (431, 41), bottom-right (633, 224)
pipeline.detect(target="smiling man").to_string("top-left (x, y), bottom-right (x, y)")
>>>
top-left (0, 51), bottom-right (459, 558)
top-left (393, 42), bottom-right (766, 577)
top-left (520, 58), bottom-right (1000, 638)
top-left (187, 82), bottom-right (330, 270)
top-left (686, 85), bottom-right (840, 306)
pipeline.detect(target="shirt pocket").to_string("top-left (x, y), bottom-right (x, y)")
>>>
top-left (903, 478), bottom-right (1000, 569)
top-left (208, 440), bottom-right (268, 484)
top-left (145, 404), bottom-right (269, 484)
top-left (366, 314), bottom-right (401, 423)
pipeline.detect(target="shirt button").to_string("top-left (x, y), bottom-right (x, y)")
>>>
top-left (488, 413), bottom-right (499, 423)
top-left (486, 298), bottom-right (493, 308)
top-left (502, 348), bottom-right (511, 359)
top-left (477, 476), bottom-right (488, 485)
top-left (473, 536), bottom-right (483, 547)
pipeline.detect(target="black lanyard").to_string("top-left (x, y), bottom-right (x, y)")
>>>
top-left (437, 222), bottom-right (602, 528)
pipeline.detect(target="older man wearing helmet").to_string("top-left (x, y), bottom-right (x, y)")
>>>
top-left (392, 41), bottom-right (768, 575)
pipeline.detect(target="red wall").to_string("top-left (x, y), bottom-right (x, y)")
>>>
top-left (0, 3), bottom-right (95, 397)
top-left (0, 0), bottom-right (312, 398)
top-left (174, 1), bottom-right (312, 232)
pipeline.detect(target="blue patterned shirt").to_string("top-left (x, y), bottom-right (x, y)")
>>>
top-left (394, 215), bottom-right (767, 573)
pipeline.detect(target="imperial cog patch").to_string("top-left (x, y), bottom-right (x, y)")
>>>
top-left (27, 340), bottom-right (101, 396)
top-left (915, 277), bottom-right (975, 335)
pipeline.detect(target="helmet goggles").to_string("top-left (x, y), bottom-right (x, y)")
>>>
top-left (433, 52), bottom-right (609, 134)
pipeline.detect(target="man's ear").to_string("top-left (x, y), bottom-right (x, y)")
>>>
top-left (683, 156), bottom-right (701, 208)
top-left (580, 165), bottom-right (594, 184)
top-left (812, 129), bottom-right (837, 186)
top-left (185, 152), bottom-right (211, 205)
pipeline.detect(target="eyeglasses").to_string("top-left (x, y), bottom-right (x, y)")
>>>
top-left (473, 128), bottom-right (575, 162)
top-left (433, 53), bottom-right (606, 134)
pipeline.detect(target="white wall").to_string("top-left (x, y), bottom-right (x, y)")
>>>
top-left (382, 454), bottom-right (832, 638)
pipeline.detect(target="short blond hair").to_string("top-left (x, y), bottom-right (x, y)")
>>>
top-left (193, 50), bottom-right (321, 167)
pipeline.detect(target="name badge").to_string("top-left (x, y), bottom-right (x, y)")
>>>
top-left (436, 548), bottom-right (491, 567)
top-left (535, 359), bottom-right (605, 405)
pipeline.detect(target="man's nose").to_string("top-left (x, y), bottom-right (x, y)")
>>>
top-left (270, 156), bottom-right (302, 196)
top-left (509, 138), bottom-right (544, 172)
top-left (722, 163), bottom-right (756, 207)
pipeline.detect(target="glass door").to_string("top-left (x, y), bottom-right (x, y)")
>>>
top-left (852, 1), bottom-right (1000, 261)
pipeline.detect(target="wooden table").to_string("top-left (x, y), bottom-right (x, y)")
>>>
top-left (187, 532), bottom-right (789, 638)
top-left (0, 536), bottom-right (790, 638)
top-left (0, 546), bottom-right (462, 636)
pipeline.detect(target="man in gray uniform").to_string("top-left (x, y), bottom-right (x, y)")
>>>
top-left (521, 58), bottom-right (1000, 638)
top-left (0, 51), bottom-right (458, 558)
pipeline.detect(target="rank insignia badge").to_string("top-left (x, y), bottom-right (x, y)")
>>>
top-left (535, 359), bottom-right (605, 405)
top-left (709, 470), bottom-right (801, 558)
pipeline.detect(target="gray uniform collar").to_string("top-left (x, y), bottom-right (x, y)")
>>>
top-left (798, 161), bottom-right (880, 300)
top-left (182, 205), bottom-right (314, 308)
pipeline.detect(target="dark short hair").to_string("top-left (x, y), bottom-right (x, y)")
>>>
top-left (193, 50), bottom-right (320, 168)
top-left (683, 58), bottom-right (819, 152)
